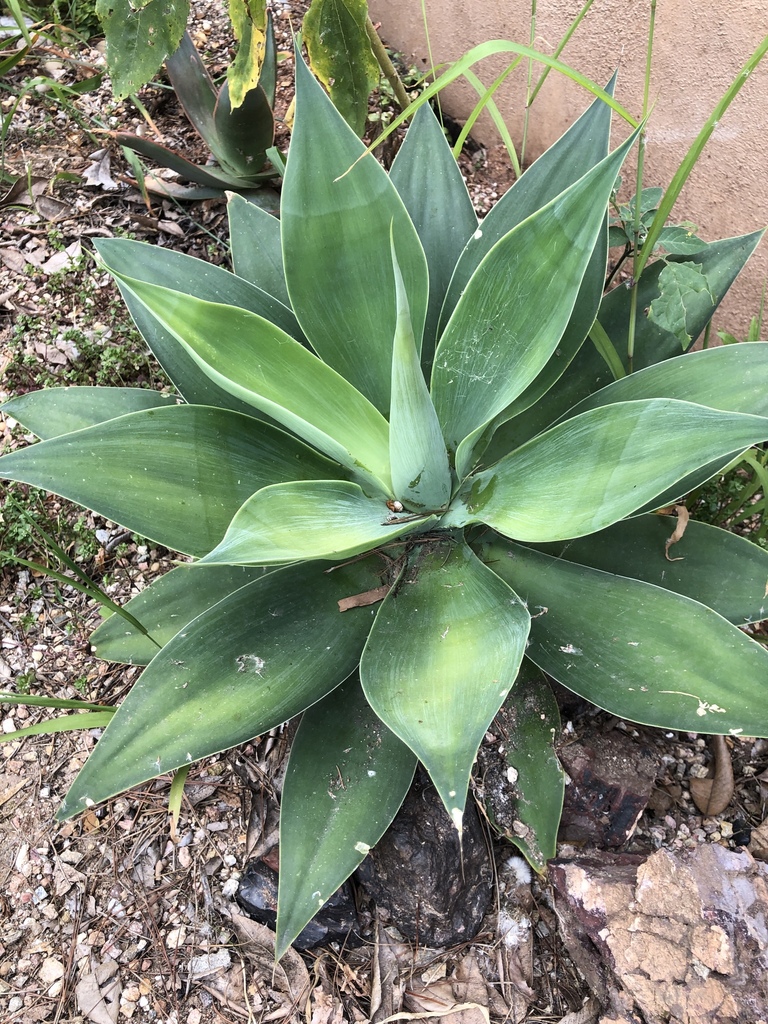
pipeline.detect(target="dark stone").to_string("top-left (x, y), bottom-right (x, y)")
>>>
top-left (355, 769), bottom-right (493, 947)
top-left (235, 859), bottom-right (361, 950)
top-left (559, 728), bottom-right (658, 848)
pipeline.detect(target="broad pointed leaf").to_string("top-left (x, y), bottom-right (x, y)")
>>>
top-left (0, 406), bottom-right (339, 557)
top-left (107, 274), bottom-right (393, 492)
top-left (440, 75), bottom-right (618, 327)
top-left (95, 238), bottom-right (303, 417)
top-left (482, 661), bottom-right (564, 872)
top-left (479, 538), bottom-right (768, 736)
top-left (116, 133), bottom-right (272, 189)
top-left (92, 564), bottom-right (273, 665)
top-left (534, 515), bottom-right (768, 627)
top-left (390, 101), bottom-right (477, 368)
top-left (281, 54), bottom-right (428, 413)
top-left (566, 342), bottom-right (768, 419)
top-left (431, 130), bottom-right (638, 463)
top-left (388, 239), bottom-right (451, 512)
top-left (303, 0), bottom-right (379, 137)
top-left (200, 481), bottom-right (437, 565)
top-left (488, 230), bottom-right (767, 458)
top-left (57, 557), bottom-right (382, 820)
top-left (228, 193), bottom-right (288, 304)
top-left (2, 387), bottom-right (177, 440)
top-left (164, 31), bottom-right (217, 148)
top-left (361, 539), bottom-right (530, 829)
top-left (276, 676), bottom-right (416, 958)
top-left (451, 400), bottom-right (768, 542)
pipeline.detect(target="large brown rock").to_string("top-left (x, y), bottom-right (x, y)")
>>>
top-left (550, 844), bottom-right (768, 1024)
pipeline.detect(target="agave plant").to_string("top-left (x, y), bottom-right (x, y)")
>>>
top-left (115, 18), bottom-right (278, 199)
top-left (2, 52), bottom-right (768, 959)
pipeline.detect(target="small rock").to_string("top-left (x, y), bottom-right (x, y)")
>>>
top-left (39, 957), bottom-right (65, 984)
top-left (559, 728), bottom-right (658, 848)
top-left (165, 926), bottom-right (186, 949)
top-left (236, 859), bottom-right (360, 950)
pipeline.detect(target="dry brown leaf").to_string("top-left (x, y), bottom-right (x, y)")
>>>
top-left (664, 504), bottom-right (689, 561)
top-left (339, 585), bottom-right (390, 611)
top-left (229, 911), bottom-right (311, 1005)
top-left (748, 818), bottom-right (768, 861)
top-left (83, 149), bottom-right (118, 190)
top-left (370, 919), bottom-right (403, 1023)
top-left (309, 983), bottom-right (346, 1024)
top-left (689, 734), bottom-right (734, 815)
top-left (75, 958), bottom-right (121, 1024)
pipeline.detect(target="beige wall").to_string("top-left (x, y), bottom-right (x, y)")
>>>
top-left (369, 0), bottom-right (768, 338)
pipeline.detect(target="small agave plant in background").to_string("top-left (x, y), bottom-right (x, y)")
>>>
top-left (115, 17), bottom-right (278, 200)
top-left (2, 52), bottom-right (768, 958)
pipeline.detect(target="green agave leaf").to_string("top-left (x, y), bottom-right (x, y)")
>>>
top-left (281, 53), bottom-right (428, 414)
top-left (489, 230), bottom-right (766, 457)
top-left (92, 564), bottom-right (274, 665)
top-left (1, 387), bottom-right (177, 440)
top-left (164, 31), bottom-right (218, 151)
top-left (227, 194), bottom-right (288, 304)
top-left (431, 129), bottom-right (639, 466)
top-left (488, 222), bottom-right (609, 429)
top-left (440, 74), bottom-right (617, 328)
top-left (0, 406), bottom-right (338, 557)
top-left (361, 538), bottom-right (530, 830)
top-left (213, 79), bottom-right (274, 179)
top-left (389, 101), bottom-right (477, 369)
top-left (57, 557), bottom-right (382, 821)
top-left (109, 274), bottom-right (393, 493)
top-left (564, 343), bottom-right (768, 420)
top-left (303, 0), bottom-right (379, 137)
top-left (276, 675), bottom-right (416, 958)
top-left (479, 538), bottom-right (768, 736)
top-left (116, 134), bottom-right (272, 189)
top-left (95, 237), bottom-right (302, 418)
top-left (534, 515), bottom-right (768, 627)
top-left (483, 660), bottom-right (563, 873)
top-left (200, 481), bottom-right (438, 565)
top-left (388, 238), bottom-right (451, 512)
top-left (450, 400), bottom-right (768, 542)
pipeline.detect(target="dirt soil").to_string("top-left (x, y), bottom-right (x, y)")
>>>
top-left (1, 4), bottom-right (767, 1024)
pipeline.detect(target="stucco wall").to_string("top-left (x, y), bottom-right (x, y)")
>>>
top-left (369, 0), bottom-right (768, 337)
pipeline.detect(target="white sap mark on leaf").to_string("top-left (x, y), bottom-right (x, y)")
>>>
top-left (532, 605), bottom-right (548, 618)
top-left (506, 766), bottom-right (518, 785)
top-left (354, 841), bottom-right (370, 854)
top-left (449, 790), bottom-right (456, 798)
top-left (451, 807), bottom-right (463, 832)
top-left (473, 228), bottom-right (483, 240)
top-left (85, 797), bottom-right (95, 807)
top-left (236, 654), bottom-right (265, 675)
top-left (367, 770), bottom-right (376, 777)
top-left (660, 690), bottom-right (727, 716)
top-left (186, 752), bottom-right (193, 761)
top-left (627, 641), bottom-right (640, 647)
top-left (312, 890), bottom-right (322, 903)
top-left (440, 626), bottom-right (450, 640)
top-left (729, 728), bottom-right (743, 736)
top-left (559, 644), bottom-right (582, 655)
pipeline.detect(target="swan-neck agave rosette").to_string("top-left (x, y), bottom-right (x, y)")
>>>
top-left (2, 53), bottom-right (768, 958)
